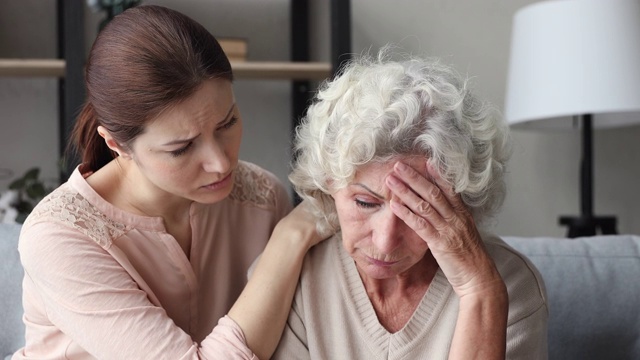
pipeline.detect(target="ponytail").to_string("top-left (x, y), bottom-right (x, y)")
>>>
top-left (69, 102), bottom-right (117, 173)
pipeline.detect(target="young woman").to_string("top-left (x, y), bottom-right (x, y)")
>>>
top-left (13, 5), bottom-right (324, 360)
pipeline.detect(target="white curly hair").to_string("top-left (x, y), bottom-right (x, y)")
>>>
top-left (289, 49), bottom-right (511, 234)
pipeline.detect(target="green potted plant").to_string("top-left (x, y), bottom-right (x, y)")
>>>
top-left (7, 167), bottom-right (53, 223)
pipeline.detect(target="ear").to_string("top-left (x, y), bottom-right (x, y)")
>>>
top-left (97, 126), bottom-right (132, 159)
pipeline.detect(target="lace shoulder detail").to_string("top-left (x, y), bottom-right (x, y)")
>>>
top-left (24, 185), bottom-right (129, 249)
top-left (228, 161), bottom-right (279, 210)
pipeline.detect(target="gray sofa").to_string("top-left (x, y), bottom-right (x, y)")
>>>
top-left (503, 234), bottom-right (640, 360)
top-left (1, 223), bottom-right (24, 360)
top-left (1, 223), bottom-right (639, 359)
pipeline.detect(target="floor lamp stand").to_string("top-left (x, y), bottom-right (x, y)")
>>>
top-left (558, 114), bottom-right (618, 238)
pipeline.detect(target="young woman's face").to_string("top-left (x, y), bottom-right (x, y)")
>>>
top-left (127, 78), bottom-right (242, 204)
top-left (331, 157), bottom-right (430, 280)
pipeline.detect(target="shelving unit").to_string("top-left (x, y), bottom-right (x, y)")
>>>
top-left (0, 0), bottom-right (351, 180)
top-left (58, 0), bottom-right (85, 178)
top-left (0, 60), bottom-right (331, 80)
top-left (291, 0), bottom-right (351, 148)
top-left (0, 59), bottom-right (66, 77)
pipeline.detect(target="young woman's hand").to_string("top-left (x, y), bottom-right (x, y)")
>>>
top-left (272, 200), bottom-right (328, 251)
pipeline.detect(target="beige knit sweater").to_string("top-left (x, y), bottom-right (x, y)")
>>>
top-left (273, 234), bottom-right (548, 360)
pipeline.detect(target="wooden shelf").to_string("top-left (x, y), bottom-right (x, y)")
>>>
top-left (0, 59), bottom-right (65, 77)
top-left (231, 61), bottom-right (331, 80)
top-left (0, 59), bottom-right (331, 80)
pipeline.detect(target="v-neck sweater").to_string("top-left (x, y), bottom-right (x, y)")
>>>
top-left (13, 161), bottom-right (292, 360)
top-left (273, 234), bottom-right (548, 360)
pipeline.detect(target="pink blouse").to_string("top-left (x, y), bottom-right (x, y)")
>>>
top-left (13, 161), bottom-right (292, 359)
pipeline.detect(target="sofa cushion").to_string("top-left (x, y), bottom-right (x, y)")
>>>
top-left (503, 234), bottom-right (640, 360)
top-left (0, 223), bottom-right (24, 358)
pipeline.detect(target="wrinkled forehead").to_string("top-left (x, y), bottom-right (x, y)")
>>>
top-left (351, 155), bottom-right (429, 185)
top-left (326, 154), bottom-right (430, 196)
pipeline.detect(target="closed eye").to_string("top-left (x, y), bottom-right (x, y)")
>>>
top-left (218, 116), bottom-right (239, 131)
top-left (355, 199), bottom-right (379, 209)
top-left (170, 141), bottom-right (193, 157)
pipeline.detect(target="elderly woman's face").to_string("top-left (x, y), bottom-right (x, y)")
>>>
top-left (332, 157), bottom-right (430, 280)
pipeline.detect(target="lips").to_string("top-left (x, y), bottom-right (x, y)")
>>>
top-left (202, 171), bottom-right (233, 190)
top-left (366, 256), bottom-right (399, 267)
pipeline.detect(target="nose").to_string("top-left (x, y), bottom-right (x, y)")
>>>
top-left (372, 209), bottom-right (405, 254)
top-left (201, 139), bottom-right (230, 174)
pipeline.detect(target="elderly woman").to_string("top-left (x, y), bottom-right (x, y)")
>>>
top-left (272, 52), bottom-right (548, 359)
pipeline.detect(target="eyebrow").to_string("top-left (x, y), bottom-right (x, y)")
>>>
top-left (161, 103), bottom-right (236, 146)
top-left (353, 183), bottom-right (385, 199)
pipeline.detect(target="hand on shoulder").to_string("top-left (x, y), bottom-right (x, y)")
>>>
top-left (273, 200), bottom-right (331, 252)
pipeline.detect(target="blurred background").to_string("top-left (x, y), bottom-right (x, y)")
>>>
top-left (1, 0), bottom-right (639, 236)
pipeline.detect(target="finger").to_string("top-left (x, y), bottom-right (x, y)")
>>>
top-left (391, 161), bottom-right (456, 220)
top-left (386, 173), bottom-right (448, 229)
top-left (425, 160), bottom-right (465, 211)
top-left (388, 198), bottom-right (436, 239)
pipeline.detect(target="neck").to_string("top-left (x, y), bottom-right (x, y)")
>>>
top-left (358, 252), bottom-right (439, 333)
top-left (90, 158), bottom-right (193, 222)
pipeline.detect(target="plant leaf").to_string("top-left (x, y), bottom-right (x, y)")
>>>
top-left (24, 168), bottom-right (40, 181)
top-left (26, 183), bottom-right (46, 199)
top-left (8, 178), bottom-right (25, 190)
top-left (16, 213), bottom-right (28, 224)
top-left (14, 201), bottom-right (33, 214)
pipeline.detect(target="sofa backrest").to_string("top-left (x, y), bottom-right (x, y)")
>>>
top-left (503, 234), bottom-right (640, 360)
top-left (0, 223), bottom-right (25, 358)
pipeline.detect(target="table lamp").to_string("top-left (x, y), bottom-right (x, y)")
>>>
top-left (504, 0), bottom-right (640, 237)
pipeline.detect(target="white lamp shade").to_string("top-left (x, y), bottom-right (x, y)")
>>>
top-left (505, 0), bottom-right (640, 129)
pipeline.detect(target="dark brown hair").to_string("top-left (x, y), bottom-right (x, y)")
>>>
top-left (70, 5), bottom-right (233, 172)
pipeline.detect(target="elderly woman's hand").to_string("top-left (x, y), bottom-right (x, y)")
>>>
top-left (385, 161), bottom-right (505, 298)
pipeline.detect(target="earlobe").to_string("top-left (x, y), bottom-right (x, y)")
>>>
top-left (97, 126), bottom-right (131, 159)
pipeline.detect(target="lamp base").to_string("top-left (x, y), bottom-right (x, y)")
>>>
top-left (558, 216), bottom-right (618, 238)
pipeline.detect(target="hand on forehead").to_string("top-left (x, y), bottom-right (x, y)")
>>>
top-left (350, 156), bottom-right (430, 199)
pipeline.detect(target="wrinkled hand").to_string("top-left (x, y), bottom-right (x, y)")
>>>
top-left (385, 161), bottom-right (504, 298)
top-left (272, 200), bottom-right (330, 251)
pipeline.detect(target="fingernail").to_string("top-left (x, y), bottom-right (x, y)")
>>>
top-left (395, 162), bottom-right (408, 173)
top-left (426, 161), bottom-right (438, 179)
top-left (386, 175), bottom-right (401, 187)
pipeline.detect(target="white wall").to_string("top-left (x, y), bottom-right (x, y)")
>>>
top-left (0, 1), bottom-right (59, 191)
top-left (311, 0), bottom-right (640, 237)
top-left (1, 0), bottom-right (638, 237)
